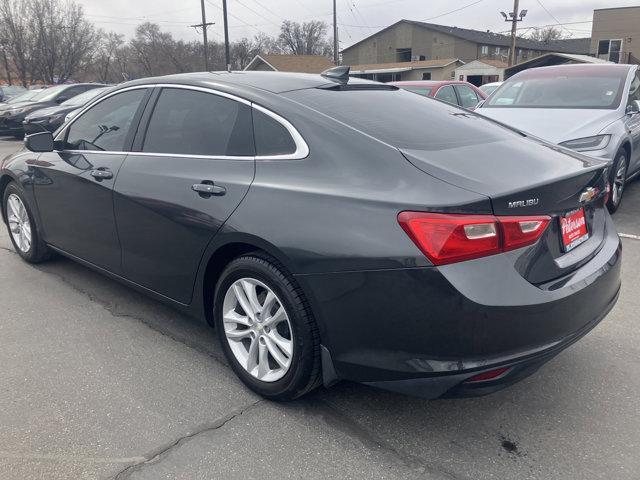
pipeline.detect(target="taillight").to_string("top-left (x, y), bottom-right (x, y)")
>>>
top-left (398, 212), bottom-right (550, 266)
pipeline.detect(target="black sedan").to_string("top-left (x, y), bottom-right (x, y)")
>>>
top-left (0, 83), bottom-right (106, 137)
top-left (23, 86), bottom-right (112, 134)
top-left (0, 70), bottom-right (621, 400)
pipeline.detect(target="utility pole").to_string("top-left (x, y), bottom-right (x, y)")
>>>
top-left (223, 0), bottom-right (231, 71)
top-left (190, 0), bottom-right (214, 71)
top-left (500, 1), bottom-right (527, 66)
top-left (333, 0), bottom-right (339, 65)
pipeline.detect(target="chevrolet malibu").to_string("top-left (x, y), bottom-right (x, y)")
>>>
top-left (0, 69), bottom-right (621, 400)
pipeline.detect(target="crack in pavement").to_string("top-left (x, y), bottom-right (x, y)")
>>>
top-left (306, 399), bottom-right (468, 480)
top-left (32, 262), bottom-right (232, 373)
top-left (111, 399), bottom-right (263, 480)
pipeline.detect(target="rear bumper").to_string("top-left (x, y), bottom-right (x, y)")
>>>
top-left (299, 214), bottom-right (622, 398)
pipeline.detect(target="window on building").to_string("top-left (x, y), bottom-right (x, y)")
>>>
top-left (396, 48), bottom-right (412, 62)
top-left (495, 46), bottom-right (501, 55)
top-left (422, 72), bottom-right (432, 80)
top-left (481, 45), bottom-right (489, 55)
top-left (597, 39), bottom-right (623, 63)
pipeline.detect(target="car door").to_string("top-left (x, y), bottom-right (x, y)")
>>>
top-left (624, 70), bottom-right (640, 172)
top-left (33, 87), bottom-right (151, 274)
top-left (454, 84), bottom-right (481, 109)
top-left (113, 86), bottom-right (255, 304)
top-left (434, 85), bottom-right (459, 106)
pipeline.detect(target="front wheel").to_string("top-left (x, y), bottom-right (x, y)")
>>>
top-left (214, 254), bottom-right (321, 400)
top-left (607, 149), bottom-right (628, 213)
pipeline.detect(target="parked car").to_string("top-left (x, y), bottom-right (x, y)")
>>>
top-left (1, 70), bottom-right (620, 400)
top-left (0, 85), bottom-right (27, 102)
top-left (477, 64), bottom-right (640, 212)
top-left (389, 80), bottom-right (487, 108)
top-left (23, 86), bottom-right (112, 134)
top-left (0, 83), bottom-right (106, 138)
top-left (478, 81), bottom-right (503, 96)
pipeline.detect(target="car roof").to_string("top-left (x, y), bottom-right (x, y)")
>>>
top-left (389, 80), bottom-right (472, 87)
top-left (511, 63), bottom-right (635, 80)
top-left (122, 71), bottom-right (377, 96)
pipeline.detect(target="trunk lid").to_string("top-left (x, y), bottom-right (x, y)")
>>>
top-left (401, 137), bottom-right (611, 284)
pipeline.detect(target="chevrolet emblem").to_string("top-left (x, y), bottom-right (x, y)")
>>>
top-left (579, 187), bottom-right (598, 203)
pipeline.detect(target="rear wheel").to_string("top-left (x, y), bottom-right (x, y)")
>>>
top-left (214, 254), bottom-right (321, 400)
top-left (2, 182), bottom-right (51, 263)
top-left (607, 149), bottom-right (628, 213)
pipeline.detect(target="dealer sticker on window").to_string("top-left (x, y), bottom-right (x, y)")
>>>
top-left (560, 208), bottom-right (589, 252)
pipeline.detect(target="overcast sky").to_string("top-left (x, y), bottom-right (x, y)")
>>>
top-left (77, 0), bottom-right (640, 48)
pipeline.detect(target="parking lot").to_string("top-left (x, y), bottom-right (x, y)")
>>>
top-left (0, 136), bottom-right (638, 480)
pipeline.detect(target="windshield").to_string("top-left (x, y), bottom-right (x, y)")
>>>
top-left (485, 68), bottom-right (626, 109)
top-left (479, 84), bottom-right (499, 95)
top-left (61, 87), bottom-right (109, 106)
top-left (30, 85), bottom-right (67, 102)
top-left (6, 90), bottom-right (40, 103)
top-left (399, 86), bottom-right (433, 97)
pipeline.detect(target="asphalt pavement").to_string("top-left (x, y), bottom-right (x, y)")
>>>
top-left (0, 137), bottom-right (639, 480)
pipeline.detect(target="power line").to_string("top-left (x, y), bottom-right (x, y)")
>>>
top-left (421, 0), bottom-right (484, 22)
top-left (534, 0), bottom-right (574, 37)
top-left (233, 0), bottom-right (281, 26)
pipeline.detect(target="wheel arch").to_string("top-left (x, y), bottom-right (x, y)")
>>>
top-left (0, 173), bottom-right (19, 224)
top-left (197, 233), bottom-right (306, 327)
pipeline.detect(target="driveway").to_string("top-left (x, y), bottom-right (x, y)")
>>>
top-left (0, 137), bottom-right (639, 479)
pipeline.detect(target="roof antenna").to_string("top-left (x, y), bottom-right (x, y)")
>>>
top-left (321, 65), bottom-right (350, 83)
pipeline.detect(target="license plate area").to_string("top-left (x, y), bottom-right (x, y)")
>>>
top-left (560, 207), bottom-right (589, 252)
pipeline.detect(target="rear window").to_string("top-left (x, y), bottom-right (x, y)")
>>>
top-left (284, 87), bottom-right (515, 151)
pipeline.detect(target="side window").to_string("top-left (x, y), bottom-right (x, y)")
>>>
top-left (434, 85), bottom-right (457, 105)
top-left (253, 109), bottom-right (296, 156)
top-left (64, 89), bottom-right (147, 151)
top-left (59, 86), bottom-right (85, 102)
top-left (455, 85), bottom-right (480, 108)
top-left (143, 88), bottom-right (254, 156)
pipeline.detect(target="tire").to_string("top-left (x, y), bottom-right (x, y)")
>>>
top-left (214, 254), bottom-right (321, 400)
top-left (607, 149), bottom-right (628, 213)
top-left (2, 181), bottom-right (52, 263)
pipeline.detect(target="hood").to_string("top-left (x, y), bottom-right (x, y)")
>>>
top-left (0, 100), bottom-right (54, 115)
top-left (477, 108), bottom-right (622, 144)
top-left (25, 105), bottom-right (74, 120)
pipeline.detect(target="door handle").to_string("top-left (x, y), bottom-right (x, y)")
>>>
top-left (90, 169), bottom-right (113, 180)
top-left (192, 182), bottom-right (226, 196)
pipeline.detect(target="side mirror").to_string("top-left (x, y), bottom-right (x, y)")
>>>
top-left (626, 99), bottom-right (640, 115)
top-left (24, 131), bottom-right (54, 152)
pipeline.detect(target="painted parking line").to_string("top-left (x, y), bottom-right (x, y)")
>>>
top-left (620, 233), bottom-right (640, 240)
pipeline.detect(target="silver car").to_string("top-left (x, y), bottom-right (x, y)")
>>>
top-left (477, 63), bottom-right (640, 212)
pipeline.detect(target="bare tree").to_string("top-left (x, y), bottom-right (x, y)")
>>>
top-left (92, 31), bottom-right (124, 83)
top-left (527, 26), bottom-right (566, 43)
top-left (29, 0), bottom-right (98, 84)
top-left (0, 0), bottom-right (38, 86)
top-left (278, 20), bottom-right (332, 56)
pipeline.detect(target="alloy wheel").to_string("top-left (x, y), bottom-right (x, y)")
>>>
top-left (6, 193), bottom-right (31, 253)
top-left (612, 155), bottom-right (627, 207)
top-left (222, 278), bottom-right (294, 382)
